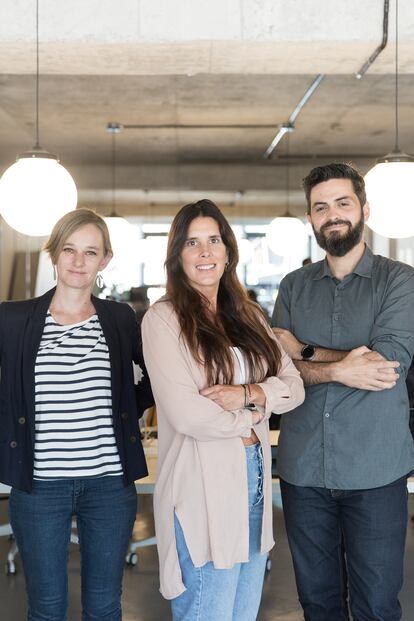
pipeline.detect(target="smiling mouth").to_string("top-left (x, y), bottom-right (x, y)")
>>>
top-left (196, 264), bottom-right (215, 271)
top-left (323, 222), bottom-right (349, 233)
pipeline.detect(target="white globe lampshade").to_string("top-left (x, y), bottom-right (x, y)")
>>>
top-left (102, 216), bottom-right (136, 288)
top-left (266, 215), bottom-right (308, 257)
top-left (0, 155), bottom-right (77, 236)
top-left (104, 216), bottom-right (133, 258)
top-left (237, 238), bottom-right (253, 264)
top-left (365, 160), bottom-right (414, 239)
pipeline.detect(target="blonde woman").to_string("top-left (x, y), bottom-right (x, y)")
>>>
top-left (1, 209), bottom-right (153, 621)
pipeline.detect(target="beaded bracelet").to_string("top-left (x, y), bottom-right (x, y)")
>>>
top-left (242, 383), bottom-right (256, 409)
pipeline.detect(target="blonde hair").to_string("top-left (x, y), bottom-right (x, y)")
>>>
top-left (44, 208), bottom-right (112, 264)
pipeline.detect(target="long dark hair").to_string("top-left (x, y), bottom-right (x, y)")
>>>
top-left (164, 199), bottom-right (281, 386)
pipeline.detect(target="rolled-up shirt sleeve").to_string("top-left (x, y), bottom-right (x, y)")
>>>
top-left (369, 269), bottom-right (414, 377)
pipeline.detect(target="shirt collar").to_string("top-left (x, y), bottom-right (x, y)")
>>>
top-left (312, 244), bottom-right (374, 281)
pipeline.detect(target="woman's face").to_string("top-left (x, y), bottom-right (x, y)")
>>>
top-left (180, 216), bottom-right (228, 301)
top-left (55, 223), bottom-right (111, 291)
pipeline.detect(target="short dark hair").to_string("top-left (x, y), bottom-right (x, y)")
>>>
top-left (302, 163), bottom-right (366, 214)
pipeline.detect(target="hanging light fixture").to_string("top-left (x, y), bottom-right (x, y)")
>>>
top-left (104, 122), bottom-right (132, 254)
top-left (102, 123), bottom-right (135, 288)
top-left (365, 0), bottom-right (414, 239)
top-left (266, 135), bottom-right (308, 257)
top-left (0, 0), bottom-right (77, 236)
top-left (237, 238), bottom-right (254, 264)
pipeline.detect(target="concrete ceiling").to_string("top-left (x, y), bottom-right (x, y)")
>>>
top-left (1, 0), bottom-right (414, 220)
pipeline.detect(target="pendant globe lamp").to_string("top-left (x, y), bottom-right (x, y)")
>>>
top-left (365, 0), bottom-right (414, 239)
top-left (237, 238), bottom-right (254, 264)
top-left (104, 123), bottom-right (132, 254)
top-left (0, 0), bottom-right (77, 236)
top-left (103, 123), bottom-right (134, 288)
top-left (266, 136), bottom-right (307, 257)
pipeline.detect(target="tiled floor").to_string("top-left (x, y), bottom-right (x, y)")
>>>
top-left (1, 495), bottom-right (414, 620)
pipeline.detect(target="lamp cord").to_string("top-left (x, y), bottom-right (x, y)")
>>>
top-left (394, 0), bottom-right (399, 152)
top-left (35, 0), bottom-right (40, 149)
top-left (111, 130), bottom-right (116, 216)
top-left (286, 132), bottom-right (290, 215)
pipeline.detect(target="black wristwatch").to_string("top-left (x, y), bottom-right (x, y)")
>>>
top-left (301, 344), bottom-right (316, 361)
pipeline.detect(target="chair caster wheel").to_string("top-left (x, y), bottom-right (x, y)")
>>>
top-left (5, 560), bottom-right (16, 575)
top-left (126, 552), bottom-right (137, 566)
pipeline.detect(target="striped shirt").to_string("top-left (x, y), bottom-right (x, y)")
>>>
top-left (33, 312), bottom-right (122, 479)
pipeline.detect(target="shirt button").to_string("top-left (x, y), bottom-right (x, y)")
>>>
top-left (325, 412), bottom-right (330, 418)
top-left (333, 314), bottom-right (339, 321)
top-left (18, 417), bottom-right (26, 425)
top-left (130, 435), bottom-right (137, 443)
top-left (121, 412), bottom-right (128, 420)
top-left (10, 441), bottom-right (17, 448)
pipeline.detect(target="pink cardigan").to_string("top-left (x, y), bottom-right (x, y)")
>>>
top-left (142, 300), bottom-right (305, 599)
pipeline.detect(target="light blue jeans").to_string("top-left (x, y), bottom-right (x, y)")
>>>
top-left (171, 443), bottom-right (267, 621)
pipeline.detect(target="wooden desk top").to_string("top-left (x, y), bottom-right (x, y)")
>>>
top-left (269, 430), bottom-right (280, 446)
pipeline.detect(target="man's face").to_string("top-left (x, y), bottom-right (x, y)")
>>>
top-left (308, 179), bottom-right (369, 257)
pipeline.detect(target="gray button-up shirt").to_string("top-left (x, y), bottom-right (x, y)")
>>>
top-left (272, 245), bottom-right (414, 490)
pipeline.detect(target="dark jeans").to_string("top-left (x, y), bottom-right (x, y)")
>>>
top-left (9, 476), bottom-right (137, 621)
top-left (280, 476), bottom-right (408, 621)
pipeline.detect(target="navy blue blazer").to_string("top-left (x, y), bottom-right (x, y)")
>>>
top-left (0, 288), bottom-right (154, 491)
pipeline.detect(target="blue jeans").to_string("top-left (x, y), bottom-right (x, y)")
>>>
top-left (171, 443), bottom-right (267, 621)
top-left (9, 476), bottom-right (137, 621)
top-left (280, 476), bottom-right (408, 621)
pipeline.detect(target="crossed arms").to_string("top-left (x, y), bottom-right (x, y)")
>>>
top-left (273, 329), bottom-right (400, 391)
top-left (272, 267), bottom-right (414, 391)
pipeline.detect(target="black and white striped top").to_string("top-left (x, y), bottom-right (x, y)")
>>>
top-left (33, 312), bottom-right (123, 479)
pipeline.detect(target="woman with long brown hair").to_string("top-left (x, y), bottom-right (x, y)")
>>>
top-left (142, 199), bottom-right (304, 620)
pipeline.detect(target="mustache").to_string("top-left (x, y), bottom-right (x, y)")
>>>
top-left (320, 219), bottom-right (351, 232)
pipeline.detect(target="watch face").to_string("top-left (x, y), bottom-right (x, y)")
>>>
top-left (301, 344), bottom-right (315, 360)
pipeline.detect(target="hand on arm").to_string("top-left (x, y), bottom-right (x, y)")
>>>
top-left (142, 307), bottom-right (255, 441)
top-left (296, 346), bottom-right (400, 390)
top-left (332, 347), bottom-right (400, 390)
top-left (200, 384), bottom-right (265, 425)
top-left (272, 325), bottom-right (399, 390)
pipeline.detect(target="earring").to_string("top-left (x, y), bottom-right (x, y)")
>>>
top-left (52, 265), bottom-right (56, 281)
top-left (96, 273), bottom-right (104, 288)
top-left (224, 262), bottom-right (229, 271)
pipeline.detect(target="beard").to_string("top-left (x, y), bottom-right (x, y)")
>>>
top-left (313, 212), bottom-right (364, 257)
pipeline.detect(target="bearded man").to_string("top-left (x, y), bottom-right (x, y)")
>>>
top-left (272, 162), bottom-right (414, 621)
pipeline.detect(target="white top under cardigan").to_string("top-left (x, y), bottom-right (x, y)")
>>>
top-left (142, 300), bottom-right (305, 599)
